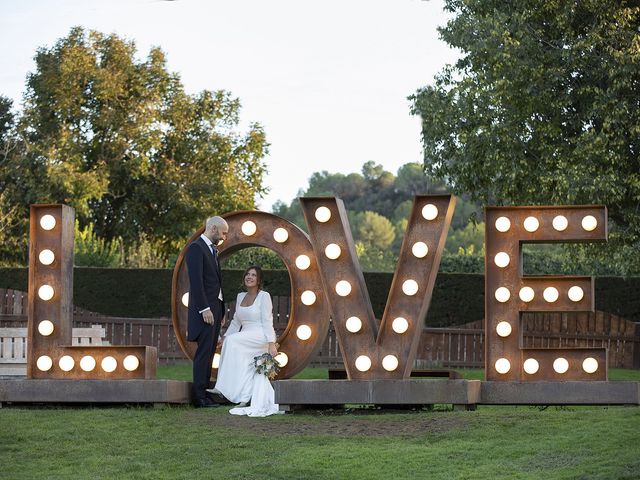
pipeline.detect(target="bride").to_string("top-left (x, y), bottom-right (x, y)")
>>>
top-left (211, 265), bottom-right (282, 417)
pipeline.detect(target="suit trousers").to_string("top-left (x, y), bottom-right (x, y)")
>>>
top-left (192, 317), bottom-right (223, 401)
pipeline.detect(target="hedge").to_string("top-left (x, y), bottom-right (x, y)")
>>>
top-left (1, 268), bottom-right (638, 326)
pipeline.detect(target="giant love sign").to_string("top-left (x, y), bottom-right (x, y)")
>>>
top-left (171, 196), bottom-right (609, 382)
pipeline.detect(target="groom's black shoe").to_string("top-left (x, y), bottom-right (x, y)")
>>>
top-left (193, 397), bottom-right (220, 408)
top-left (206, 392), bottom-right (232, 405)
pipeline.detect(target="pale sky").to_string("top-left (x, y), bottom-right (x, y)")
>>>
top-left (0, 0), bottom-right (457, 211)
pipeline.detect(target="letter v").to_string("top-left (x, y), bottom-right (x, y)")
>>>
top-left (300, 195), bottom-right (456, 379)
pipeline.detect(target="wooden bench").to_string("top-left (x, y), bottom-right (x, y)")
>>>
top-left (0, 325), bottom-right (108, 376)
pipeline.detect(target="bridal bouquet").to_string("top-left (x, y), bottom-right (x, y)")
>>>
top-left (253, 352), bottom-right (281, 380)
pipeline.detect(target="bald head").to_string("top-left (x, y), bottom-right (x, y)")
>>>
top-left (205, 216), bottom-right (229, 245)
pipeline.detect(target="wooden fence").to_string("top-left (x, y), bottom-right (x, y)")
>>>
top-left (2, 288), bottom-right (639, 368)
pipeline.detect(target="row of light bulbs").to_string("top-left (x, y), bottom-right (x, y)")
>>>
top-left (36, 354), bottom-right (140, 372)
top-left (354, 354), bottom-right (399, 372)
top-left (494, 285), bottom-right (584, 303)
top-left (494, 214), bottom-right (598, 233)
top-left (494, 356), bottom-right (599, 375)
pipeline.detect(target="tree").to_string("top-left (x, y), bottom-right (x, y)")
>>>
top-left (411, 0), bottom-right (640, 273)
top-left (1, 27), bottom-right (268, 263)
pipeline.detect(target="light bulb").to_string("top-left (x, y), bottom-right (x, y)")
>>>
top-left (543, 287), bottom-right (559, 303)
top-left (495, 287), bottom-right (511, 303)
top-left (355, 355), bottom-right (371, 372)
top-left (295, 255), bottom-right (311, 270)
top-left (519, 286), bottom-right (535, 302)
top-left (59, 355), bottom-right (75, 372)
top-left (273, 228), bottom-right (289, 243)
top-left (495, 216), bottom-right (511, 232)
top-left (421, 204), bottom-right (438, 221)
top-left (552, 215), bottom-right (568, 231)
top-left (582, 357), bottom-right (598, 374)
top-left (494, 252), bottom-right (510, 268)
top-left (392, 317), bottom-right (409, 334)
top-left (523, 216), bottom-right (539, 232)
top-left (382, 355), bottom-right (399, 371)
top-left (581, 215), bottom-right (597, 232)
top-left (296, 324), bottom-right (312, 340)
top-left (495, 358), bottom-right (511, 374)
top-left (38, 285), bottom-right (54, 301)
top-left (325, 243), bottom-right (341, 260)
top-left (345, 316), bottom-right (362, 333)
top-left (39, 249), bottom-right (55, 265)
top-left (300, 290), bottom-right (316, 305)
top-left (37, 355), bottom-right (53, 371)
top-left (568, 286), bottom-right (584, 302)
top-left (314, 206), bottom-right (331, 223)
top-left (523, 358), bottom-right (539, 375)
top-left (101, 356), bottom-right (118, 373)
top-left (38, 320), bottom-right (54, 336)
top-left (212, 353), bottom-right (221, 369)
top-left (402, 279), bottom-right (419, 296)
top-left (335, 280), bottom-right (352, 297)
top-left (241, 221), bottom-right (257, 236)
top-left (181, 292), bottom-right (189, 307)
top-left (275, 352), bottom-right (288, 367)
top-left (553, 357), bottom-right (569, 374)
top-left (80, 356), bottom-right (96, 372)
top-left (496, 321), bottom-right (512, 337)
top-left (40, 214), bottom-right (56, 230)
top-left (411, 242), bottom-right (429, 258)
top-left (123, 355), bottom-right (140, 371)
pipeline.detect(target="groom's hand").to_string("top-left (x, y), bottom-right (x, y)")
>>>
top-left (202, 309), bottom-right (214, 325)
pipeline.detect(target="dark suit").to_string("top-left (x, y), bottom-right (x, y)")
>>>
top-left (186, 236), bottom-right (225, 402)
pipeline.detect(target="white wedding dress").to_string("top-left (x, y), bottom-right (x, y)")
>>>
top-left (214, 290), bottom-right (282, 417)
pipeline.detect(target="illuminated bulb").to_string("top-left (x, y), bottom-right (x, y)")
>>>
top-left (80, 356), bottom-right (96, 372)
top-left (295, 255), bottom-right (311, 270)
top-left (543, 287), bottom-right (559, 303)
top-left (494, 252), bottom-right (510, 268)
top-left (296, 324), bottom-right (312, 341)
top-left (314, 206), bottom-right (331, 223)
top-left (59, 355), bottom-right (75, 372)
top-left (519, 286), bottom-right (535, 303)
top-left (402, 279), bottom-right (419, 296)
top-left (325, 243), bottom-right (341, 260)
top-left (496, 321), bottom-right (512, 337)
top-left (275, 352), bottom-right (288, 367)
top-left (495, 358), bottom-right (511, 374)
top-left (38, 285), bottom-right (54, 301)
top-left (421, 204), bottom-right (438, 221)
top-left (523, 358), bottom-right (540, 375)
top-left (411, 242), bottom-right (428, 258)
top-left (495, 216), bottom-right (511, 232)
top-left (392, 317), bottom-right (409, 334)
top-left (212, 353), bottom-right (221, 369)
top-left (568, 286), bottom-right (584, 302)
top-left (40, 214), bottom-right (56, 230)
top-left (382, 355), bottom-right (399, 371)
top-left (335, 280), bottom-right (352, 297)
top-left (552, 215), bottom-right (568, 231)
top-left (582, 357), bottom-right (599, 374)
top-left (355, 355), bottom-right (372, 372)
top-left (39, 249), bottom-right (55, 265)
top-left (581, 215), bottom-right (598, 232)
top-left (181, 292), bottom-right (189, 307)
top-left (300, 290), bottom-right (316, 306)
top-left (36, 355), bottom-right (53, 371)
top-left (523, 216), bottom-right (539, 232)
top-left (123, 355), bottom-right (140, 371)
top-left (553, 357), bottom-right (569, 374)
top-left (345, 316), bottom-right (362, 333)
top-left (495, 287), bottom-right (510, 303)
top-left (273, 228), bottom-right (289, 243)
top-left (241, 221), bottom-right (257, 236)
top-left (38, 320), bottom-right (54, 336)
top-left (101, 356), bottom-right (118, 373)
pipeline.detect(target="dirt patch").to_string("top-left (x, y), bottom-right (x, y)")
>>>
top-left (187, 408), bottom-right (479, 437)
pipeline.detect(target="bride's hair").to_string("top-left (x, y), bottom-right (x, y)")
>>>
top-left (242, 265), bottom-right (264, 289)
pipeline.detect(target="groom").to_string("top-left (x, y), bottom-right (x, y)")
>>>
top-left (186, 216), bottom-right (229, 407)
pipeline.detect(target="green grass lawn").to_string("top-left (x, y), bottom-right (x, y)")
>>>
top-left (1, 366), bottom-right (639, 480)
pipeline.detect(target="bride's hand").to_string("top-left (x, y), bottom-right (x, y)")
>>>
top-left (268, 342), bottom-right (278, 356)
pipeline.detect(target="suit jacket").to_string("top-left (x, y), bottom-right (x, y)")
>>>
top-left (185, 237), bottom-right (225, 341)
